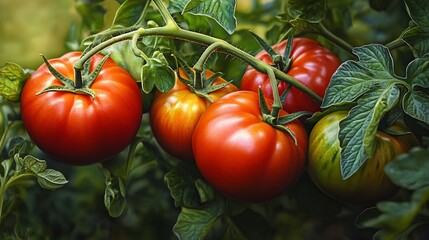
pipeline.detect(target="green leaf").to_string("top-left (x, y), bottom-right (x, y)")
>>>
top-left (405, 0), bottom-right (429, 32)
top-left (401, 26), bottom-right (429, 57)
top-left (359, 186), bottom-right (429, 239)
top-left (385, 147), bottom-right (429, 190)
top-left (75, 0), bottom-right (106, 32)
top-left (102, 168), bottom-right (127, 218)
top-left (403, 55), bottom-right (429, 125)
top-left (287, 0), bottom-right (327, 23)
top-left (289, 18), bottom-right (321, 33)
top-left (322, 44), bottom-right (400, 108)
top-left (173, 200), bottom-right (225, 240)
top-left (195, 179), bottom-right (216, 204)
top-left (36, 169), bottom-right (68, 190)
top-left (102, 41), bottom-right (145, 82)
top-left (221, 217), bottom-right (248, 240)
top-left (109, 0), bottom-right (148, 29)
top-left (141, 51), bottom-right (175, 93)
top-left (230, 208), bottom-right (273, 240)
top-left (339, 84), bottom-right (400, 179)
top-left (169, 0), bottom-right (237, 34)
top-left (164, 163), bottom-right (205, 208)
top-left (17, 155), bottom-right (47, 174)
top-left (0, 63), bottom-right (31, 102)
top-left (7, 137), bottom-right (32, 159)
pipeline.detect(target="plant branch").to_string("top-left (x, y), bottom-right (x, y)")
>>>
top-left (193, 42), bottom-right (226, 72)
top-left (385, 37), bottom-right (406, 50)
top-left (74, 15), bottom-right (322, 104)
top-left (315, 23), bottom-right (355, 57)
top-left (267, 68), bottom-right (282, 118)
top-left (152, 0), bottom-right (179, 28)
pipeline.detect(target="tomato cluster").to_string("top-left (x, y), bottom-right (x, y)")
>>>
top-left (150, 68), bottom-right (238, 161)
top-left (20, 37), bottom-right (418, 205)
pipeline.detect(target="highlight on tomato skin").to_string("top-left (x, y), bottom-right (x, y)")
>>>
top-left (192, 90), bottom-right (308, 203)
top-left (240, 37), bottom-right (341, 114)
top-left (149, 68), bottom-right (238, 162)
top-left (307, 111), bottom-right (419, 205)
top-left (20, 52), bottom-right (143, 165)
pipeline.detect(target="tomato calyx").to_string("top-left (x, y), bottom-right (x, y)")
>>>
top-left (36, 54), bottom-right (111, 98)
top-left (178, 65), bottom-right (232, 103)
top-left (250, 32), bottom-right (293, 72)
top-left (258, 88), bottom-right (310, 145)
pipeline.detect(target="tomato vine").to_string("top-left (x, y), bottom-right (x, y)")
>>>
top-left (0, 0), bottom-right (428, 239)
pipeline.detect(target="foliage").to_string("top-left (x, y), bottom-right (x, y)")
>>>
top-left (0, 0), bottom-right (428, 239)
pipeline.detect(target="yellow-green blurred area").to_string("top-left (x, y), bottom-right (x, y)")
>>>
top-left (0, 0), bottom-right (119, 69)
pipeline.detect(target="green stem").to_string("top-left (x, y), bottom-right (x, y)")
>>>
top-left (316, 23), bottom-right (355, 57)
top-left (0, 172), bottom-right (34, 223)
top-left (385, 37), bottom-right (406, 50)
top-left (267, 69), bottom-right (282, 119)
top-left (73, 4), bottom-right (322, 104)
top-left (152, 0), bottom-right (179, 28)
top-left (0, 121), bottom-right (21, 152)
top-left (0, 185), bottom-right (6, 223)
top-left (74, 31), bottom-right (136, 70)
top-left (193, 42), bottom-right (226, 72)
top-left (131, 32), bottom-right (150, 62)
top-left (123, 139), bottom-right (142, 181)
top-left (74, 68), bottom-right (83, 88)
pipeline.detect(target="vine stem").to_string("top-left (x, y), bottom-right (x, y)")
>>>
top-left (193, 42), bottom-right (226, 72)
top-left (152, 0), bottom-right (179, 29)
top-left (385, 37), bottom-right (406, 50)
top-left (315, 23), bottom-right (355, 57)
top-left (267, 69), bottom-right (282, 119)
top-left (73, 2), bottom-right (322, 104)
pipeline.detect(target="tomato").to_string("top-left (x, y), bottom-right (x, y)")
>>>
top-left (20, 52), bottom-right (143, 165)
top-left (192, 91), bottom-right (307, 203)
top-left (240, 37), bottom-right (341, 113)
top-left (150, 68), bottom-right (238, 161)
top-left (308, 111), bottom-right (419, 204)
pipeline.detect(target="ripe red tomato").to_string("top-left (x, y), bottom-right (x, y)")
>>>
top-left (240, 37), bottom-right (340, 113)
top-left (20, 52), bottom-right (143, 165)
top-left (192, 91), bottom-right (307, 203)
top-left (308, 111), bottom-right (419, 204)
top-left (150, 68), bottom-right (238, 161)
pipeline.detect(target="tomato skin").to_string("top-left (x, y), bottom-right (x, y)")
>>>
top-left (20, 52), bottom-right (143, 165)
top-left (308, 112), bottom-right (419, 204)
top-left (150, 69), bottom-right (238, 161)
top-left (240, 38), bottom-right (341, 113)
top-left (192, 91), bottom-right (307, 203)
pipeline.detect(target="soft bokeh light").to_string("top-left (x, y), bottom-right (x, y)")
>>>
top-left (0, 0), bottom-right (79, 69)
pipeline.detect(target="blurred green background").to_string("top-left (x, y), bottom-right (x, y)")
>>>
top-left (0, 0), bottom-right (120, 69)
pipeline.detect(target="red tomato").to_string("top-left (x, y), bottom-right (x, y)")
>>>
top-left (150, 68), bottom-right (238, 161)
top-left (192, 91), bottom-right (307, 203)
top-left (240, 37), bottom-right (341, 113)
top-left (20, 52), bottom-right (143, 165)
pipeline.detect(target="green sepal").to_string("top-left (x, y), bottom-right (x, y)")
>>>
top-left (36, 85), bottom-right (96, 99)
top-left (282, 32), bottom-right (294, 72)
top-left (203, 80), bottom-right (232, 94)
top-left (276, 111), bottom-right (312, 125)
top-left (280, 85), bottom-right (292, 104)
top-left (258, 88), bottom-right (271, 116)
top-left (39, 53), bottom-right (110, 98)
top-left (273, 124), bottom-right (298, 145)
top-left (250, 31), bottom-right (278, 62)
top-left (85, 53), bottom-right (111, 87)
top-left (40, 55), bottom-right (75, 86)
top-left (204, 70), bottom-right (223, 86)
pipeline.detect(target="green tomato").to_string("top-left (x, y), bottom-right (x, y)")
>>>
top-left (308, 111), bottom-right (418, 204)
